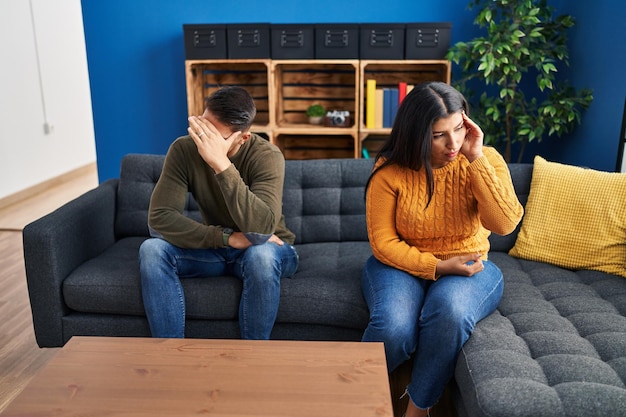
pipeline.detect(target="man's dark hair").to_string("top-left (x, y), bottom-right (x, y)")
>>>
top-left (205, 86), bottom-right (257, 132)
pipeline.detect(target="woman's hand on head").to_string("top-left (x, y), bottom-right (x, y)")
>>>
top-left (460, 112), bottom-right (484, 163)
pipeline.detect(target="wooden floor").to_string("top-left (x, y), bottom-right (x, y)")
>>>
top-left (0, 166), bottom-right (99, 412)
top-left (0, 163), bottom-right (99, 231)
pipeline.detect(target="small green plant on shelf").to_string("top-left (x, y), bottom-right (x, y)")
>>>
top-left (306, 104), bottom-right (326, 125)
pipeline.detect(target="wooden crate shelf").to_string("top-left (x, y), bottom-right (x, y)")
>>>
top-left (359, 60), bottom-right (451, 140)
top-left (272, 60), bottom-right (359, 128)
top-left (185, 59), bottom-right (272, 127)
top-left (276, 134), bottom-right (356, 160)
top-left (185, 58), bottom-right (450, 160)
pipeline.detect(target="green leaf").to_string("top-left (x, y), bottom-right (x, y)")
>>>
top-left (542, 63), bottom-right (557, 73)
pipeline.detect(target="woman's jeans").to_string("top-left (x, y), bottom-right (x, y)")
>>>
top-left (139, 238), bottom-right (299, 340)
top-left (361, 256), bottom-right (503, 410)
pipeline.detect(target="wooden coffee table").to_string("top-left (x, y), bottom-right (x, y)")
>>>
top-left (3, 336), bottom-right (393, 416)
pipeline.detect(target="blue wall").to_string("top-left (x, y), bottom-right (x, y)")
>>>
top-left (81, 0), bottom-right (626, 181)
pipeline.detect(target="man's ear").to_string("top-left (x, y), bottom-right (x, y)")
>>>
top-left (241, 132), bottom-right (252, 142)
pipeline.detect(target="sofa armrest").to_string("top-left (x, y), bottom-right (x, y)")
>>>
top-left (23, 179), bottom-right (119, 347)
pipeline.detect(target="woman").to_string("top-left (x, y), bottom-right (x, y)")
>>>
top-left (361, 82), bottom-right (523, 417)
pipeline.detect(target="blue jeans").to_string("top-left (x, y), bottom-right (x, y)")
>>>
top-left (139, 238), bottom-right (299, 340)
top-left (361, 256), bottom-right (503, 410)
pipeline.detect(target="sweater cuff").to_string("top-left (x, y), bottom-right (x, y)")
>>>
top-left (467, 153), bottom-right (489, 171)
top-left (425, 256), bottom-right (441, 281)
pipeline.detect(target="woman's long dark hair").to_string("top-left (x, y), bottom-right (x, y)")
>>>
top-left (365, 81), bottom-right (469, 208)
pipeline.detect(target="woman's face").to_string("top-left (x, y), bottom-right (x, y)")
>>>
top-left (430, 111), bottom-right (466, 168)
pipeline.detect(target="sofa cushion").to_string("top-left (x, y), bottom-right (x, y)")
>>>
top-left (115, 155), bottom-right (374, 245)
top-left (63, 237), bottom-right (148, 316)
top-left (115, 154), bottom-right (202, 239)
top-left (488, 163), bottom-right (532, 252)
top-left (509, 156), bottom-right (626, 278)
top-left (277, 241), bottom-right (371, 329)
top-left (456, 251), bottom-right (626, 417)
top-left (282, 158), bottom-right (374, 244)
top-left (63, 237), bottom-right (245, 319)
top-left (63, 238), bottom-right (371, 331)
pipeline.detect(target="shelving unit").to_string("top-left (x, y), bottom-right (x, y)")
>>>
top-left (185, 59), bottom-right (274, 141)
top-left (359, 60), bottom-right (451, 158)
top-left (271, 60), bottom-right (359, 158)
top-left (185, 59), bottom-right (450, 159)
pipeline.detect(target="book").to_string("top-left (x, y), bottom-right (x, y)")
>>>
top-left (374, 88), bottom-right (384, 129)
top-left (398, 82), bottom-right (407, 105)
top-left (366, 79), bottom-right (376, 129)
top-left (383, 88), bottom-right (392, 128)
top-left (389, 88), bottom-right (399, 126)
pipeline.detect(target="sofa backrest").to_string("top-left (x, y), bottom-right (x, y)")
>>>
top-left (115, 154), bottom-right (201, 239)
top-left (114, 153), bottom-right (532, 251)
top-left (282, 158), bottom-right (374, 244)
top-left (115, 154), bottom-right (374, 243)
top-left (488, 163), bottom-right (533, 252)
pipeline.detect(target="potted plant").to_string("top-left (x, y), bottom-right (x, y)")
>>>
top-left (446, 0), bottom-right (593, 162)
top-left (306, 104), bottom-right (326, 125)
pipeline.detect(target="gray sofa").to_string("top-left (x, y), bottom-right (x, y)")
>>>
top-left (23, 154), bottom-right (626, 417)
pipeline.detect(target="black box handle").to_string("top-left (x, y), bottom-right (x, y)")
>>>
top-left (415, 28), bottom-right (440, 48)
top-left (237, 29), bottom-right (261, 47)
top-left (369, 30), bottom-right (394, 47)
top-left (193, 29), bottom-right (218, 48)
top-left (324, 30), bottom-right (350, 48)
top-left (281, 30), bottom-right (304, 48)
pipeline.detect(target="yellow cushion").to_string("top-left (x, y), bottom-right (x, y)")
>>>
top-left (509, 156), bottom-right (626, 278)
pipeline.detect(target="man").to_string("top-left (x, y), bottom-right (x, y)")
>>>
top-left (139, 86), bottom-right (298, 340)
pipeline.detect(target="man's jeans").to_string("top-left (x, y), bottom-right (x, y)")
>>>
top-left (361, 256), bottom-right (503, 410)
top-left (139, 238), bottom-right (299, 340)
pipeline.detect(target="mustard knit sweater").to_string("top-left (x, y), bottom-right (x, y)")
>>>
top-left (366, 146), bottom-right (523, 280)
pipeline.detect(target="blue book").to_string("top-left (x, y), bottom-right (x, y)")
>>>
top-left (389, 88), bottom-right (399, 126)
top-left (383, 88), bottom-right (392, 128)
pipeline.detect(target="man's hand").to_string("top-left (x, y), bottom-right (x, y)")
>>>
top-left (436, 253), bottom-right (484, 277)
top-left (188, 116), bottom-right (240, 173)
top-left (227, 232), bottom-right (284, 250)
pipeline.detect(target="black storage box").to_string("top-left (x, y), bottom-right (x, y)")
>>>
top-left (405, 22), bottom-right (452, 60)
top-left (227, 23), bottom-right (271, 59)
top-left (315, 24), bottom-right (360, 59)
top-left (359, 24), bottom-right (405, 60)
top-left (271, 24), bottom-right (315, 59)
top-left (183, 24), bottom-right (227, 59)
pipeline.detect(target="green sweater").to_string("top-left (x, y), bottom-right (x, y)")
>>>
top-left (148, 134), bottom-right (295, 248)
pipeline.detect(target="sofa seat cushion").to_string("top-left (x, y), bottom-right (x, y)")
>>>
top-left (63, 238), bottom-right (371, 331)
top-left (63, 237), bottom-right (247, 320)
top-left (456, 251), bottom-right (626, 417)
top-left (63, 237), bottom-right (148, 316)
top-left (276, 241), bottom-right (371, 329)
